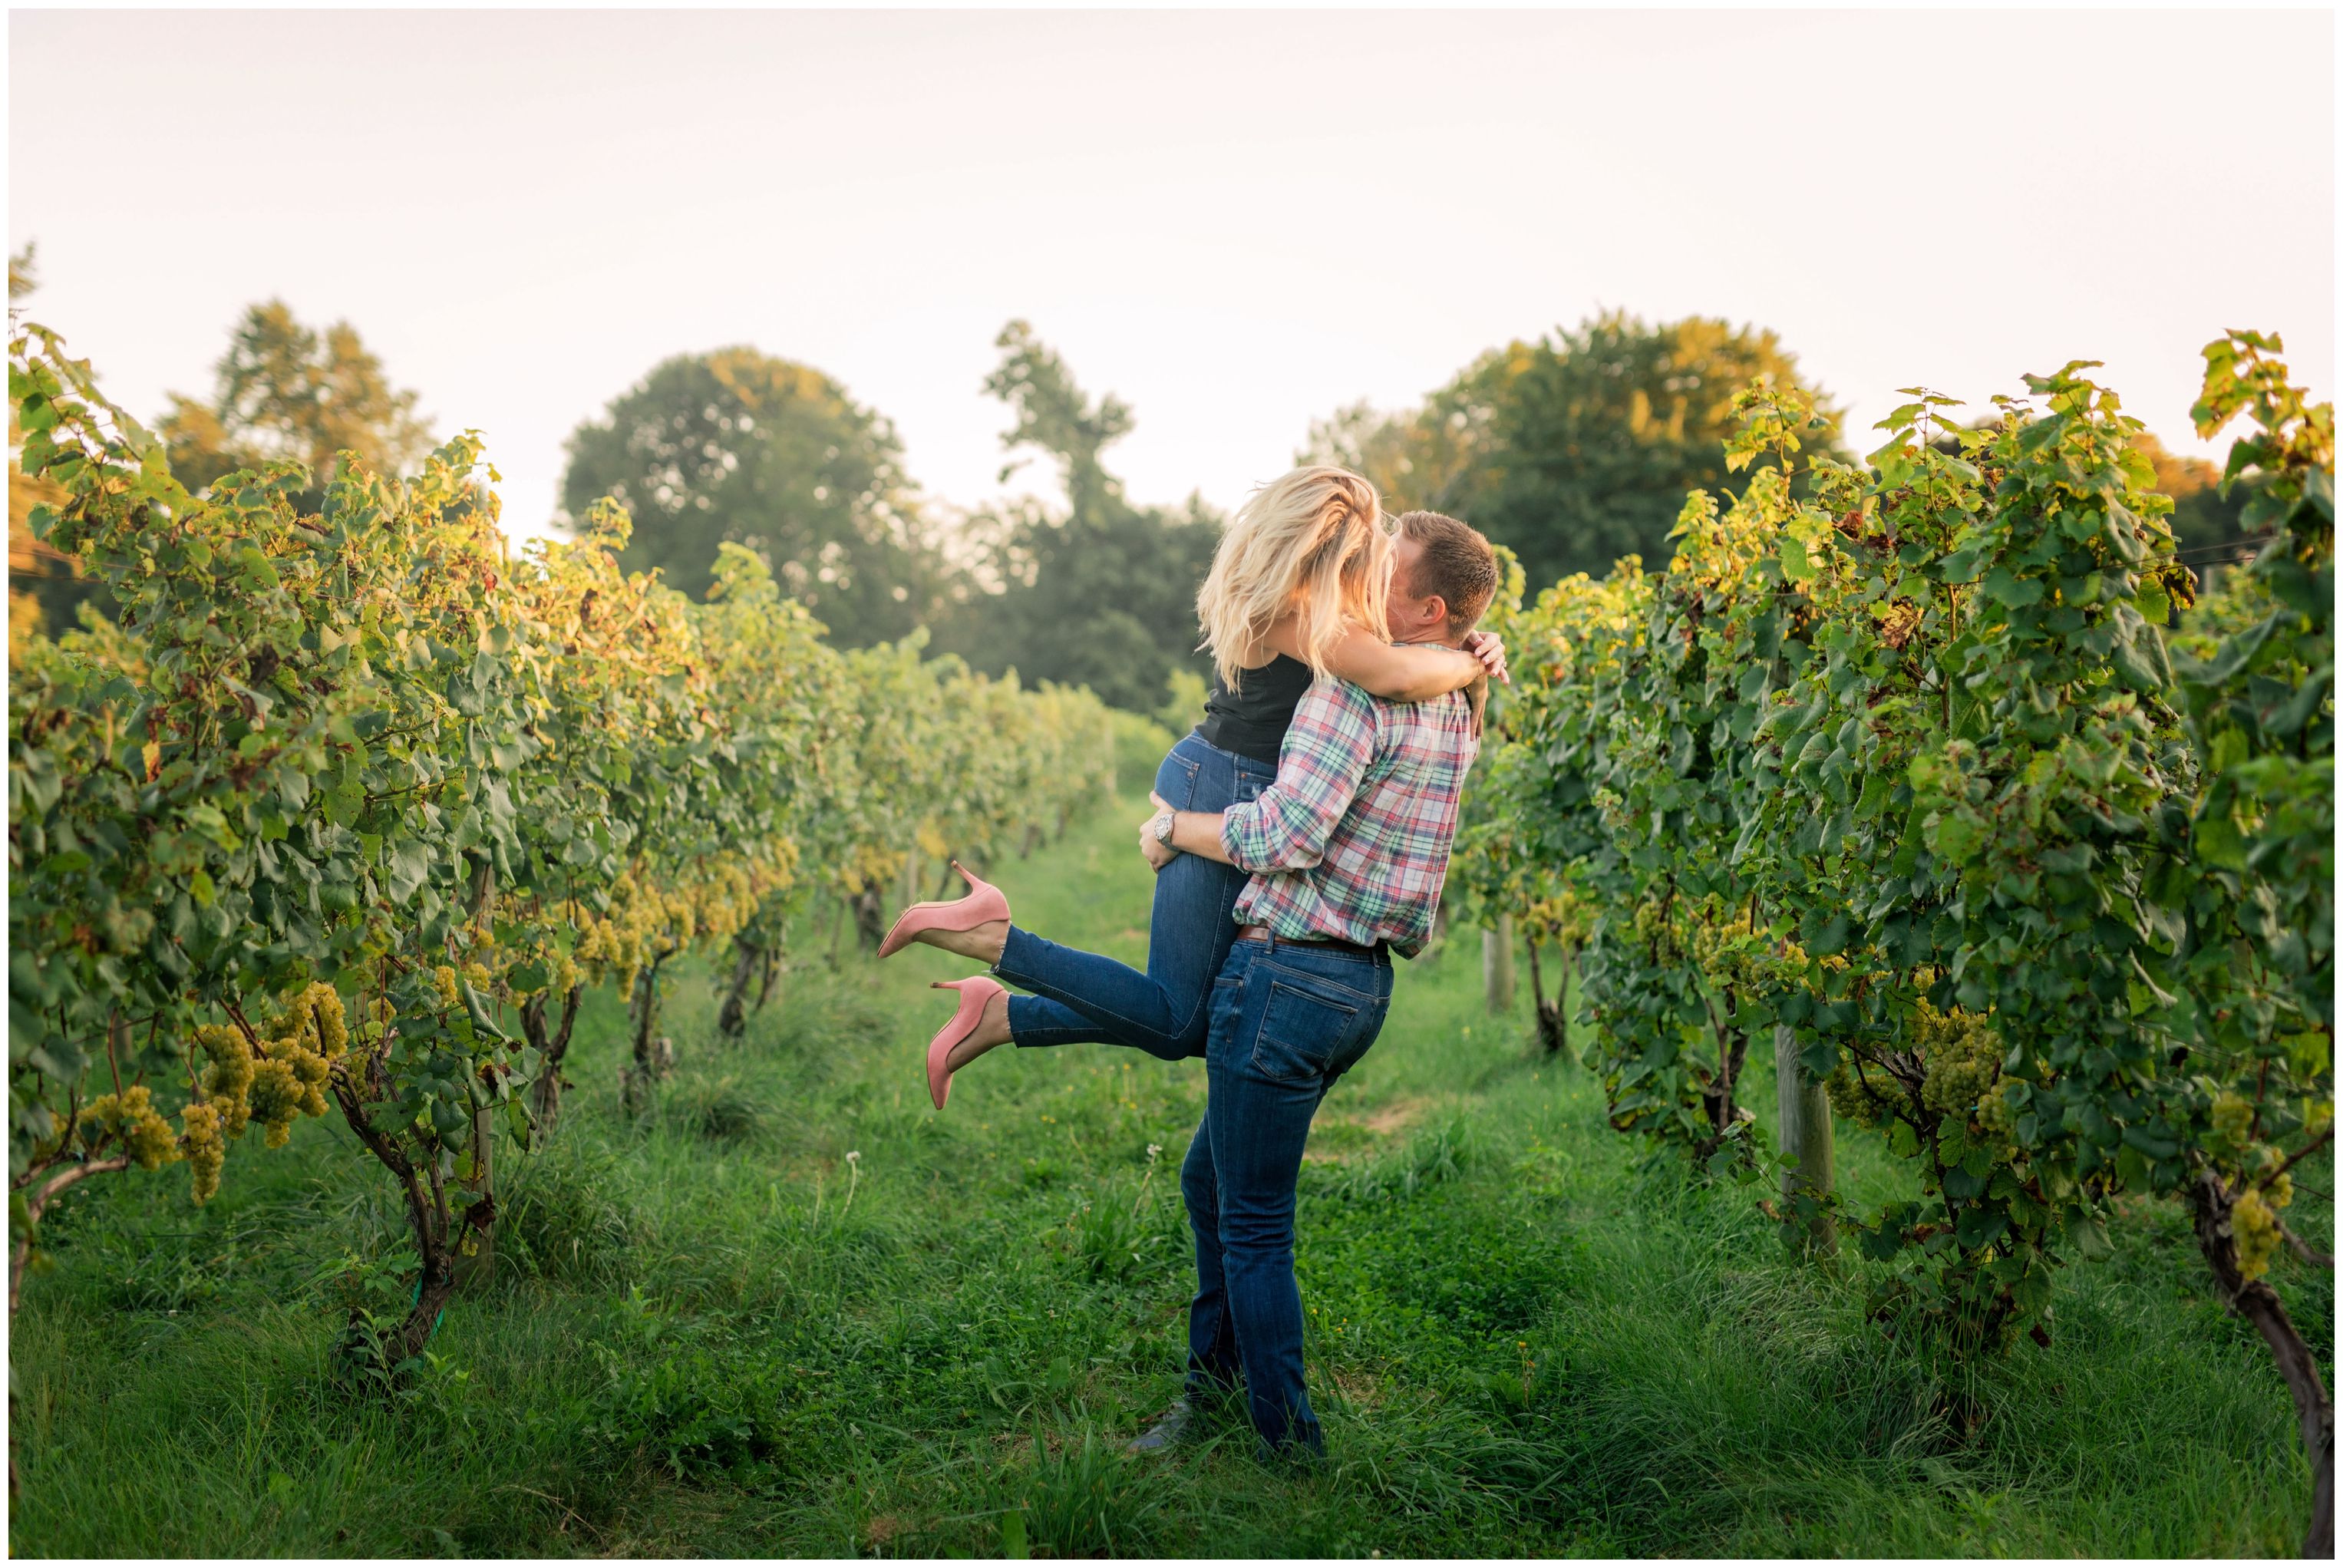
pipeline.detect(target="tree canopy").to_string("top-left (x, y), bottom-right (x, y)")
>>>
top-left (559, 348), bottom-right (942, 639)
top-left (1305, 310), bottom-right (1842, 586)
top-left (939, 321), bottom-right (1219, 715)
top-left (159, 299), bottom-right (435, 509)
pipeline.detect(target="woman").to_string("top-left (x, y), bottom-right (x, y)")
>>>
top-left (878, 466), bottom-right (1502, 1106)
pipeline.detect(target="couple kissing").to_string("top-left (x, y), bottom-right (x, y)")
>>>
top-left (876, 466), bottom-right (1503, 1461)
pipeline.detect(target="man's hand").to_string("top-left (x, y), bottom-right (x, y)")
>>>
top-left (1463, 629), bottom-right (1510, 685)
top-left (1138, 794), bottom-right (1177, 872)
top-left (1150, 791), bottom-right (1237, 867)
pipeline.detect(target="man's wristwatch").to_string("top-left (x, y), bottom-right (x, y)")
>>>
top-left (1151, 810), bottom-right (1176, 847)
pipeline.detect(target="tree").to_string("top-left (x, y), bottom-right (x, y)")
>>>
top-left (1303, 310), bottom-right (1842, 587)
top-left (159, 299), bottom-right (435, 510)
top-left (558, 348), bottom-right (942, 636)
top-left (943, 321), bottom-right (1219, 715)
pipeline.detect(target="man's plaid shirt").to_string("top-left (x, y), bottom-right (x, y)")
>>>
top-left (1219, 675), bottom-right (1479, 959)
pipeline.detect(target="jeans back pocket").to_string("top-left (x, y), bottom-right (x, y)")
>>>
top-left (1155, 748), bottom-right (1203, 810)
top-left (1248, 977), bottom-right (1364, 1084)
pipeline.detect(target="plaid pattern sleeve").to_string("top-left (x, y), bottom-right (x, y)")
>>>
top-left (1217, 680), bottom-right (1378, 875)
top-left (1219, 676), bottom-right (1477, 959)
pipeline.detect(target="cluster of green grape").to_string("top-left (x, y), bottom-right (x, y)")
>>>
top-left (248, 983), bottom-right (346, 1147)
top-left (575, 881), bottom-right (698, 1000)
top-left (1918, 1001), bottom-right (2004, 1124)
top-left (74, 1084), bottom-right (179, 1170)
top-left (2209, 1090), bottom-right (2256, 1147)
top-left (1823, 1057), bottom-right (1886, 1130)
top-left (2205, 1089), bottom-right (2310, 1284)
top-left (1823, 998), bottom-right (2004, 1147)
top-left (431, 963), bottom-right (492, 1008)
top-left (194, 1024), bottom-right (256, 1137)
top-left (147, 984), bottom-right (352, 1199)
top-left (180, 1103), bottom-right (226, 1203)
top-left (1687, 906), bottom-right (1807, 1000)
top-left (566, 851), bottom-right (790, 1004)
top-left (2231, 1180), bottom-right (2290, 1282)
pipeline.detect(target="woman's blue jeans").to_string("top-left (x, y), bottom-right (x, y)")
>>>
top-left (1182, 936), bottom-right (1392, 1456)
top-left (998, 731), bottom-right (1273, 1061)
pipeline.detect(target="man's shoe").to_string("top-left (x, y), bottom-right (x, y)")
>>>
top-left (1255, 1429), bottom-right (1327, 1467)
top-left (1125, 1398), bottom-right (1202, 1455)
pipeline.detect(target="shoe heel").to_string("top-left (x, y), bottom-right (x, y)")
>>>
top-left (926, 976), bottom-right (1006, 1110)
top-left (878, 864), bottom-right (1012, 960)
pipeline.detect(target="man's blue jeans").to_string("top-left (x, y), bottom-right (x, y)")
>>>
top-left (998, 731), bottom-right (1273, 1061)
top-left (1180, 934), bottom-right (1392, 1456)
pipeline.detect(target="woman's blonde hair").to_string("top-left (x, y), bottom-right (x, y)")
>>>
top-left (1195, 466), bottom-right (1391, 688)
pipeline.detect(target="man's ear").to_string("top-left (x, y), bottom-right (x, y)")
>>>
top-left (1421, 594), bottom-right (1450, 633)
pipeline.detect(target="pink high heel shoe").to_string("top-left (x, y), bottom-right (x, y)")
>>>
top-left (926, 976), bottom-right (1007, 1110)
top-left (877, 860), bottom-right (1011, 960)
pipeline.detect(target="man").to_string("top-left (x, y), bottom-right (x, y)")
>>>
top-left (1130, 509), bottom-right (1499, 1459)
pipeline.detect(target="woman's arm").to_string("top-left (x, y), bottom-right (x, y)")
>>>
top-left (1261, 617), bottom-right (1500, 702)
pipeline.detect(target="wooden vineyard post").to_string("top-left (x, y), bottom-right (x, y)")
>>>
top-left (1774, 1023), bottom-right (1836, 1257)
top-left (1483, 914), bottom-right (1516, 1015)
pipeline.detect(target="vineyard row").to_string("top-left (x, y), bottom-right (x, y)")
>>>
top-left (1448, 332), bottom-right (2333, 1553)
top-left (8, 324), bottom-right (1116, 1361)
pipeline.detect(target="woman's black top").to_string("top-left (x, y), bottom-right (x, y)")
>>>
top-left (1196, 655), bottom-right (1315, 765)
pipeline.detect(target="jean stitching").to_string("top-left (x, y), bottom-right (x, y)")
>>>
top-left (1241, 940), bottom-right (1385, 968)
top-left (1001, 968), bottom-right (1167, 1045)
top-left (1259, 980), bottom-right (1361, 1031)
top-left (1007, 993), bottom-right (1136, 1049)
top-left (1252, 957), bottom-right (1381, 1004)
top-left (1161, 749), bottom-right (1204, 810)
top-left (1189, 969), bottom-right (1244, 1057)
top-left (1246, 981), bottom-right (1365, 1084)
top-left (1163, 896), bottom-right (1246, 1043)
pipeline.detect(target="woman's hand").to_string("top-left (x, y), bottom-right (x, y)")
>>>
top-left (1463, 630), bottom-right (1510, 685)
top-left (1138, 794), bottom-right (1177, 872)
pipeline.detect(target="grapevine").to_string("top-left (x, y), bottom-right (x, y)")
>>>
top-left (7, 322), bottom-right (1114, 1356)
top-left (1470, 332), bottom-right (2328, 1547)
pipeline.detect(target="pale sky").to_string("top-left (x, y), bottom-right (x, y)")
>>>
top-left (10, 8), bottom-right (2335, 547)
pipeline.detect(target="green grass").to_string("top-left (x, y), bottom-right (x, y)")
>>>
top-left (10, 792), bottom-right (2330, 1556)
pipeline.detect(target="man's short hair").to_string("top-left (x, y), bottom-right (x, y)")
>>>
top-left (1395, 510), bottom-right (1497, 634)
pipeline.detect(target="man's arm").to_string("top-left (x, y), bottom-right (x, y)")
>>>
top-left (1137, 682), bottom-right (1379, 874)
top-left (1147, 801), bottom-right (1233, 866)
top-left (1215, 682), bottom-right (1378, 873)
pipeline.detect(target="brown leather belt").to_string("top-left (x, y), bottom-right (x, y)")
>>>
top-left (1236, 923), bottom-right (1387, 960)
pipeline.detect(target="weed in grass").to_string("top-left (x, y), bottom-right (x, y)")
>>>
top-left (495, 1137), bottom-right (651, 1287)
top-left (668, 1075), bottom-right (773, 1144)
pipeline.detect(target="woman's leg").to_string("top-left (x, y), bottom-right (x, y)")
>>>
top-left (995, 734), bottom-right (1270, 1061)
